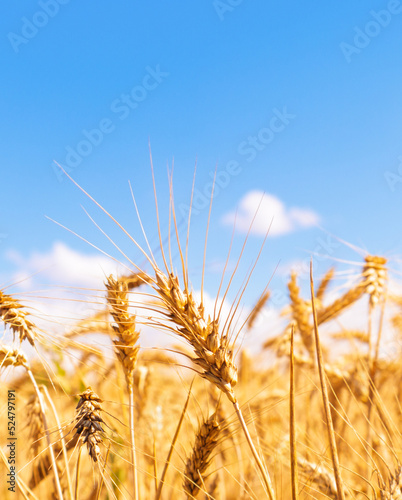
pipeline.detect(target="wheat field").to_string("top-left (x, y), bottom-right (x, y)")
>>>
top-left (1, 175), bottom-right (402, 500)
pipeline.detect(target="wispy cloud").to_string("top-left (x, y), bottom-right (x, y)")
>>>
top-left (6, 241), bottom-right (122, 290)
top-left (222, 191), bottom-right (320, 237)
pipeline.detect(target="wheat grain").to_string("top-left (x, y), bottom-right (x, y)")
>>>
top-left (380, 466), bottom-right (402, 499)
top-left (0, 344), bottom-right (28, 368)
top-left (297, 457), bottom-right (338, 499)
top-left (247, 290), bottom-right (270, 329)
top-left (317, 283), bottom-right (366, 325)
top-left (288, 272), bottom-right (313, 356)
top-left (0, 290), bottom-right (37, 345)
top-left (74, 387), bottom-right (105, 463)
top-left (362, 255), bottom-right (388, 306)
top-left (316, 267), bottom-right (335, 303)
top-left (184, 412), bottom-right (221, 499)
top-left (154, 269), bottom-right (238, 403)
top-left (106, 275), bottom-right (140, 388)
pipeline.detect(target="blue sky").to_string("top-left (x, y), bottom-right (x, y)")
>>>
top-left (1, 1), bottom-right (402, 320)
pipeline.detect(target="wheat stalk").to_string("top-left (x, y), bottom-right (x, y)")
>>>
top-left (310, 261), bottom-right (346, 500)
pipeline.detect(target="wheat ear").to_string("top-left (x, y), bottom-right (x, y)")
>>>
top-left (247, 290), bottom-right (270, 329)
top-left (183, 412), bottom-right (221, 499)
top-left (0, 345), bottom-right (29, 368)
top-left (105, 275), bottom-right (140, 500)
top-left (379, 465), bottom-right (402, 499)
top-left (297, 457), bottom-right (338, 499)
top-left (0, 290), bottom-right (37, 345)
top-left (288, 272), bottom-right (313, 356)
top-left (317, 283), bottom-right (366, 325)
top-left (363, 255), bottom-right (387, 307)
top-left (58, 165), bottom-right (276, 498)
top-left (316, 267), bottom-right (335, 303)
top-left (153, 268), bottom-right (276, 499)
top-left (74, 387), bottom-right (105, 463)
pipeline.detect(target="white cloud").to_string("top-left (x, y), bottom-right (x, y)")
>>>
top-left (222, 191), bottom-right (320, 237)
top-left (6, 241), bottom-right (123, 289)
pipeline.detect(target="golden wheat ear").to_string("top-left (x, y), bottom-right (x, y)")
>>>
top-left (0, 289), bottom-right (38, 346)
top-left (58, 165), bottom-right (279, 499)
top-left (105, 274), bottom-right (140, 500)
top-left (247, 290), bottom-right (270, 330)
top-left (73, 387), bottom-right (106, 463)
top-left (183, 411), bottom-right (221, 499)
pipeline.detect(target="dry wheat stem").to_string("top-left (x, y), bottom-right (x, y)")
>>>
top-left (155, 380), bottom-right (193, 500)
top-left (129, 389), bottom-right (139, 500)
top-left (43, 386), bottom-right (74, 500)
top-left (0, 447), bottom-right (36, 500)
top-left (233, 400), bottom-right (276, 500)
top-left (74, 447), bottom-right (82, 500)
top-left (96, 445), bottom-right (111, 500)
top-left (310, 261), bottom-right (346, 500)
top-left (289, 324), bottom-right (299, 500)
top-left (27, 368), bottom-right (65, 500)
